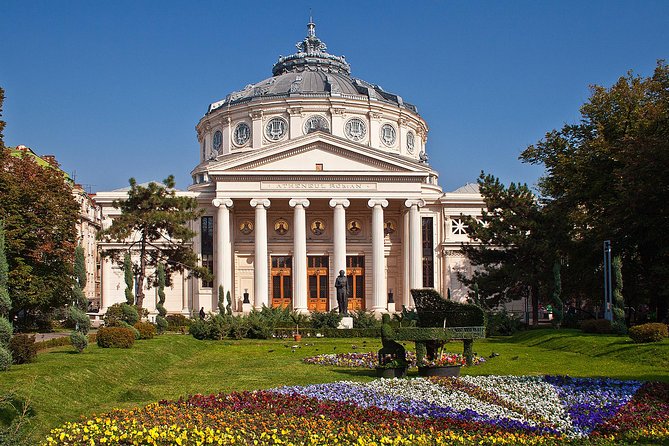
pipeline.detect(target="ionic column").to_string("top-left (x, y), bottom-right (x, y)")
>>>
top-left (329, 198), bottom-right (350, 310)
top-left (368, 199), bottom-right (389, 313)
top-left (405, 199), bottom-right (425, 291)
top-left (250, 198), bottom-right (271, 309)
top-left (289, 198), bottom-right (310, 313)
top-left (212, 198), bottom-right (233, 310)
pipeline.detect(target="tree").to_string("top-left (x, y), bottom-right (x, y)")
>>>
top-left (123, 253), bottom-right (134, 305)
top-left (155, 263), bottom-right (168, 333)
top-left (459, 173), bottom-right (560, 324)
top-left (98, 176), bottom-right (209, 309)
top-left (521, 60), bottom-right (669, 321)
top-left (0, 148), bottom-right (79, 322)
top-left (72, 245), bottom-right (88, 311)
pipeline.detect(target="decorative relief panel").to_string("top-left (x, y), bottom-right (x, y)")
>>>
top-left (233, 122), bottom-right (251, 147)
top-left (265, 117), bottom-right (288, 141)
top-left (310, 219), bottom-right (326, 236)
top-left (344, 117), bottom-right (366, 142)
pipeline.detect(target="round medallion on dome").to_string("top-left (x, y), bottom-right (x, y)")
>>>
top-left (213, 130), bottom-right (222, 150)
top-left (233, 122), bottom-right (251, 147)
top-left (345, 118), bottom-right (366, 142)
top-left (406, 131), bottom-right (415, 153)
top-left (265, 117), bottom-right (288, 141)
top-left (304, 115), bottom-right (330, 134)
top-left (380, 124), bottom-right (396, 147)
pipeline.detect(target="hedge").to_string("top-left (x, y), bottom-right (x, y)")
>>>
top-left (580, 319), bottom-right (612, 334)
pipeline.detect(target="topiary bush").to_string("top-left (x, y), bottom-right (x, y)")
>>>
top-left (486, 310), bottom-right (524, 336)
top-left (104, 303), bottom-right (140, 327)
top-left (0, 346), bottom-right (12, 371)
top-left (133, 321), bottom-right (156, 340)
top-left (411, 289), bottom-right (485, 327)
top-left (580, 319), bottom-right (612, 334)
top-left (67, 307), bottom-right (91, 335)
top-left (70, 331), bottom-right (88, 353)
top-left (8, 334), bottom-right (37, 364)
top-left (96, 327), bottom-right (135, 348)
top-left (629, 323), bottom-right (668, 343)
top-left (0, 317), bottom-right (12, 346)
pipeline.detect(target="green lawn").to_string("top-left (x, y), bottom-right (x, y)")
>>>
top-left (1, 329), bottom-right (668, 442)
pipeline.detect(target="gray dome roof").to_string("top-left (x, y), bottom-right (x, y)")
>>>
top-left (207, 21), bottom-right (418, 115)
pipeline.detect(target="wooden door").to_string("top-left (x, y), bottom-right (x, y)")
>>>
top-left (346, 256), bottom-right (365, 311)
top-left (271, 256), bottom-right (292, 308)
top-left (307, 256), bottom-right (329, 311)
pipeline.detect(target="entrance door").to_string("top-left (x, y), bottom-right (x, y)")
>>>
top-left (307, 256), bottom-right (329, 311)
top-left (347, 256), bottom-right (365, 311)
top-left (271, 256), bottom-right (292, 308)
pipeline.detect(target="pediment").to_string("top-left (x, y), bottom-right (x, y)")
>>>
top-left (207, 133), bottom-right (428, 175)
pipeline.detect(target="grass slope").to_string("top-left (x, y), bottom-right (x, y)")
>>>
top-left (0, 329), bottom-right (667, 442)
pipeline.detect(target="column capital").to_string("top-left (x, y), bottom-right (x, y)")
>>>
top-left (289, 198), bottom-right (310, 208)
top-left (250, 198), bottom-right (271, 209)
top-left (212, 198), bottom-right (233, 208)
top-left (367, 199), bottom-right (389, 209)
top-left (404, 198), bottom-right (425, 209)
top-left (329, 198), bottom-right (350, 208)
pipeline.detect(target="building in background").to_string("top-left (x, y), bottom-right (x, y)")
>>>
top-left (96, 22), bottom-right (485, 316)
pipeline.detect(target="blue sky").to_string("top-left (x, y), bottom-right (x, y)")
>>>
top-left (1, 1), bottom-right (667, 193)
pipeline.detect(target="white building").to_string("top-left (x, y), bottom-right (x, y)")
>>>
top-left (95, 22), bottom-right (485, 316)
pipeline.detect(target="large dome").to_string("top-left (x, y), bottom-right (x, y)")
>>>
top-left (207, 21), bottom-right (417, 115)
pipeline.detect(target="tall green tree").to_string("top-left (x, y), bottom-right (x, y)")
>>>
top-left (123, 253), bottom-right (134, 305)
top-left (155, 262), bottom-right (168, 333)
top-left (521, 60), bottom-right (669, 321)
top-left (459, 173), bottom-right (559, 323)
top-left (99, 176), bottom-right (209, 309)
top-left (72, 245), bottom-right (88, 310)
top-left (0, 220), bottom-right (11, 317)
top-left (0, 148), bottom-right (79, 321)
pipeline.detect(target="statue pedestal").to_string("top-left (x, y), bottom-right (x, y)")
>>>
top-left (242, 302), bottom-right (253, 314)
top-left (387, 302), bottom-right (396, 313)
top-left (338, 316), bottom-right (353, 329)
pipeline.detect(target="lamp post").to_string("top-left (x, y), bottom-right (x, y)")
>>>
top-left (603, 240), bottom-right (613, 321)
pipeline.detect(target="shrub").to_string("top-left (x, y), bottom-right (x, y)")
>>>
top-left (351, 310), bottom-right (381, 329)
top-left (0, 346), bottom-right (11, 371)
top-left (96, 327), bottom-right (135, 348)
top-left (486, 310), bottom-right (524, 336)
top-left (189, 319), bottom-right (209, 340)
top-left (155, 316), bottom-right (168, 334)
top-left (118, 321), bottom-right (141, 340)
top-left (629, 323), bottom-right (668, 343)
top-left (8, 334), bottom-right (37, 364)
top-left (0, 287), bottom-right (11, 317)
top-left (67, 307), bottom-right (91, 335)
top-left (133, 321), bottom-right (156, 340)
top-left (104, 303), bottom-right (140, 327)
top-left (310, 310), bottom-right (343, 329)
top-left (70, 331), bottom-right (88, 352)
top-left (0, 317), bottom-right (12, 346)
top-left (166, 314), bottom-right (190, 331)
top-left (580, 319), bottom-right (612, 334)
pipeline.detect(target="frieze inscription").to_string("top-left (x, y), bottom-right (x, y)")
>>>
top-left (261, 182), bottom-right (376, 191)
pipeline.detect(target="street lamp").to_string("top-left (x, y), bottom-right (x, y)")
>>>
top-left (603, 240), bottom-right (613, 321)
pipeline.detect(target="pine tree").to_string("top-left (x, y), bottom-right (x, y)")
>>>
top-left (72, 245), bottom-right (88, 310)
top-left (98, 176), bottom-right (209, 309)
top-left (226, 290), bottom-right (232, 316)
top-left (612, 255), bottom-right (626, 333)
top-left (217, 286), bottom-right (226, 314)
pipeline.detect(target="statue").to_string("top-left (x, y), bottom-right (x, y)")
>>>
top-left (334, 269), bottom-right (349, 315)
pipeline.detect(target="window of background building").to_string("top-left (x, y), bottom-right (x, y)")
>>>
top-left (422, 217), bottom-right (434, 288)
top-left (201, 216), bottom-right (214, 287)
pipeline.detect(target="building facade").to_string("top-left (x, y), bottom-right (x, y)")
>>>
top-left (96, 22), bottom-right (485, 316)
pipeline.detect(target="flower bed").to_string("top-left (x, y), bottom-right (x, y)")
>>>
top-left (303, 350), bottom-right (487, 368)
top-left (44, 376), bottom-right (668, 445)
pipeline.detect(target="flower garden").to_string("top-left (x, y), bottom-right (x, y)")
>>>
top-left (44, 375), bottom-right (669, 445)
top-left (303, 351), bottom-right (487, 368)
